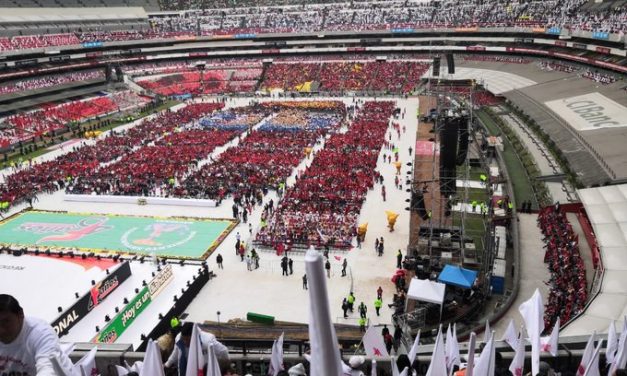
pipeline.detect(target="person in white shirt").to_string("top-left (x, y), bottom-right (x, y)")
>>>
top-left (164, 322), bottom-right (229, 375)
top-left (0, 294), bottom-right (73, 376)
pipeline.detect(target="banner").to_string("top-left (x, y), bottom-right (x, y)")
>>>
top-left (545, 92), bottom-right (627, 131)
top-left (82, 41), bottom-right (103, 48)
top-left (94, 264), bottom-right (173, 343)
top-left (592, 32), bottom-right (609, 40)
top-left (52, 261), bottom-right (131, 337)
top-left (546, 27), bottom-right (561, 35)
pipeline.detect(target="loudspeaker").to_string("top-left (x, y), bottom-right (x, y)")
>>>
top-left (411, 191), bottom-right (428, 220)
top-left (446, 53), bottom-right (455, 74)
top-left (456, 116), bottom-right (469, 165)
top-left (439, 166), bottom-right (457, 197)
top-left (432, 57), bottom-right (441, 77)
top-left (439, 117), bottom-right (459, 170)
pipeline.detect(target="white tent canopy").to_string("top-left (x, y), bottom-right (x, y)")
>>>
top-left (562, 184), bottom-right (627, 336)
top-left (407, 278), bottom-right (446, 305)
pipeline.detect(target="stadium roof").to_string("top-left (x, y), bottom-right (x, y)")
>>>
top-left (562, 184), bottom-right (627, 336)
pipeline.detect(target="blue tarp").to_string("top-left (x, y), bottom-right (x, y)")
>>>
top-left (437, 265), bottom-right (478, 289)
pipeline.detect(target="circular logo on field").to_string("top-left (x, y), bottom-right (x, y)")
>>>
top-left (121, 222), bottom-right (196, 252)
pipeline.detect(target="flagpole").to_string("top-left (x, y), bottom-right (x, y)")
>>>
top-left (465, 332), bottom-right (476, 376)
top-left (305, 247), bottom-right (344, 376)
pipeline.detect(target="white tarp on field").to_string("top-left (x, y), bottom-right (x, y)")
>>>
top-left (545, 92), bottom-right (627, 131)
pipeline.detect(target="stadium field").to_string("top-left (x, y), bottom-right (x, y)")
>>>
top-left (0, 210), bottom-right (236, 259)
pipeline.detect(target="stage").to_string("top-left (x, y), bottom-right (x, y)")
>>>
top-left (0, 210), bottom-right (237, 259)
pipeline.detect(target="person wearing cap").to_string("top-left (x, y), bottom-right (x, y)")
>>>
top-left (0, 294), bottom-right (73, 375)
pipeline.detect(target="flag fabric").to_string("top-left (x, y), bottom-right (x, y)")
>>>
top-left (425, 326), bottom-right (448, 376)
top-left (408, 330), bottom-right (421, 365)
top-left (576, 332), bottom-right (596, 376)
top-left (399, 367), bottom-right (409, 376)
top-left (610, 318), bottom-right (627, 375)
top-left (483, 320), bottom-right (491, 344)
top-left (268, 333), bottom-right (285, 376)
top-left (465, 333), bottom-right (476, 376)
top-left (185, 324), bottom-right (205, 376)
top-left (501, 319), bottom-right (518, 350)
top-left (474, 332), bottom-right (495, 376)
top-left (72, 346), bottom-right (97, 376)
top-left (115, 365), bottom-right (129, 376)
top-left (140, 339), bottom-right (165, 376)
top-left (509, 330), bottom-right (525, 376)
top-left (363, 325), bottom-right (390, 358)
top-left (305, 247), bottom-right (345, 376)
top-left (392, 356), bottom-right (400, 376)
top-left (607, 321), bottom-right (618, 365)
top-left (518, 289), bottom-right (544, 376)
top-left (371, 360), bottom-right (377, 376)
top-left (541, 317), bottom-right (559, 356)
top-left (206, 343), bottom-right (222, 376)
top-left (445, 324), bottom-right (460, 373)
top-left (583, 339), bottom-right (603, 376)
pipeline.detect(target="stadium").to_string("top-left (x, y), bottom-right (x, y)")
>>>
top-left (0, 0), bottom-right (625, 375)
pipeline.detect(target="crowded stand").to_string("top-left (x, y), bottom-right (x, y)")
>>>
top-left (261, 61), bottom-right (430, 93)
top-left (539, 60), bottom-right (580, 73)
top-left (66, 103), bottom-right (236, 196)
top-left (0, 91), bottom-right (150, 148)
top-left (537, 205), bottom-right (588, 330)
top-left (0, 70), bottom-right (104, 96)
top-left (255, 101), bottom-right (395, 249)
top-left (580, 68), bottom-right (620, 85)
top-left (0, 103), bottom-right (223, 207)
top-left (136, 69), bottom-right (263, 96)
top-left (174, 102), bottom-right (345, 203)
top-left (0, 1), bottom-right (623, 51)
top-left (461, 55), bottom-right (531, 64)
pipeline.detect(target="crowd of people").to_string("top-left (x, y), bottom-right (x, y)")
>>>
top-left (0, 91), bottom-right (150, 148)
top-left (539, 60), bottom-right (580, 73)
top-left (261, 61), bottom-right (430, 94)
top-left (0, 70), bottom-right (104, 96)
top-left (0, 1), bottom-right (623, 52)
top-left (580, 68), bottom-right (619, 85)
top-left (255, 101), bottom-right (395, 249)
top-left (65, 103), bottom-right (229, 196)
top-left (0, 103), bottom-right (222, 208)
top-left (136, 68), bottom-right (263, 96)
top-left (175, 102), bottom-right (344, 204)
top-left (537, 204), bottom-right (588, 330)
top-left (462, 55), bottom-right (531, 64)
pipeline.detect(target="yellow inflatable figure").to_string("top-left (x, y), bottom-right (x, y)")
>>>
top-left (386, 211), bottom-right (399, 232)
top-left (394, 161), bottom-right (402, 175)
top-left (304, 147), bottom-right (313, 157)
top-left (357, 222), bottom-right (368, 241)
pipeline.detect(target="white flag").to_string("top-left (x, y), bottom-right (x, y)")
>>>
top-left (115, 365), bottom-right (129, 376)
top-left (445, 324), bottom-right (461, 373)
top-left (576, 331), bottom-right (596, 376)
top-left (474, 332), bottom-right (495, 376)
top-left (363, 325), bottom-right (390, 358)
top-left (400, 367), bottom-right (409, 376)
top-left (541, 317), bottom-right (559, 356)
top-left (392, 356), bottom-right (401, 376)
top-left (73, 346), bottom-right (97, 376)
top-left (408, 330), bottom-right (421, 365)
top-left (268, 332), bottom-right (285, 376)
top-left (185, 324), bottom-right (205, 376)
top-left (305, 247), bottom-right (344, 376)
top-left (583, 339), bottom-right (603, 376)
top-left (501, 319), bottom-right (518, 350)
top-left (206, 343), bottom-right (222, 376)
top-left (518, 289), bottom-right (544, 376)
top-left (465, 333), bottom-right (476, 376)
top-left (509, 330), bottom-right (525, 376)
top-left (483, 320), bottom-right (491, 344)
top-left (611, 316), bottom-right (627, 374)
top-left (425, 326), bottom-right (448, 376)
top-left (140, 339), bottom-right (165, 376)
top-left (607, 321), bottom-right (618, 365)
